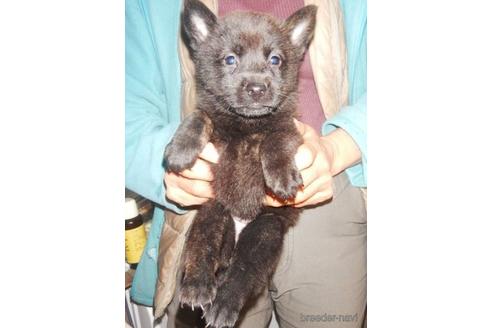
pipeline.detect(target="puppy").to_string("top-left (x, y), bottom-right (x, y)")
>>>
top-left (164, 1), bottom-right (317, 327)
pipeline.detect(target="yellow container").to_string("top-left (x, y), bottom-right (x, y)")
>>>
top-left (125, 198), bottom-right (147, 264)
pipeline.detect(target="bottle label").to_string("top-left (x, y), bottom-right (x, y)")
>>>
top-left (125, 225), bottom-right (147, 264)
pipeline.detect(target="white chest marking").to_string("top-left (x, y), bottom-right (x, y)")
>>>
top-left (232, 216), bottom-right (249, 243)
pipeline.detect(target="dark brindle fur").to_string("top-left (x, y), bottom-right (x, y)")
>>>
top-left (163, 1), bottom-right (317, 327)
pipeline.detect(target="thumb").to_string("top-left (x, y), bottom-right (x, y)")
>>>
top-left (293, 118), bottom-right (306, 135)
top-left (199, 142), bottom-right (220, 163)
top-left (295, 143), bottom-right (315, 171)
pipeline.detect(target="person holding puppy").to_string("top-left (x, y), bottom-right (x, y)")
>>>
top-left (126, 0), bottom-right (366, 327)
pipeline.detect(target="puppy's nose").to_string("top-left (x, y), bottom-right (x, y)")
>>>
top-left (246, 83), bottom-right (267, 101)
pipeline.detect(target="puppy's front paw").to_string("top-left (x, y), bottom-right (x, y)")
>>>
top-left (163, 141), bottom-right (200, 174)
top-left (264, 162), bottom-right (303, 201)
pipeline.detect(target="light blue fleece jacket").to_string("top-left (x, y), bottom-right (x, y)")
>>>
top-left (126, 0), bottom-right (367, 306)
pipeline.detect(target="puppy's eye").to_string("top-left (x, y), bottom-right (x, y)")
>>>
top-left (270, 55), bottom-right (281, 65)
top-left (225, 55), bottom-right (236, 65)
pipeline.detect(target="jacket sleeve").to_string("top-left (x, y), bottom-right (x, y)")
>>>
top-left (322, 0), bottom-right (367, 187)
top-left (126, 0), bottom-right (186, 306)
top-left (125, 0), bottom-right (183, 213)
top-left (322, 93), bottom-right (367, 187)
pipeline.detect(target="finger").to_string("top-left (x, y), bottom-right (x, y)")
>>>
top-left (293, 118), bottom-right (306, 135)
top-left (295, 143), bottom-right (315, 171)
top-left (180, 158), bottom-right (214, 181)
top-left (264, 194), bottom-right (294, 207)
top-left (199, 142), bottom-right (220, 164)
top-left (165, 172), bottom-right (214, 199)
top-left (293, 172), bottom-right (333, 204)
top-left (298, 164), bottom-right (317, 189)
top-left (291, 181), bottom-right (318, 204)
top-left (176, 174), bottom-right (215, 199)
top-left (293, 175), bottom-right (334, 207)
top-left (264, 195), bottom-right (281, 207)
top-left (165, 185), bottom-right (209, 207)
top-left (293, 189), bottom-right (334, 208)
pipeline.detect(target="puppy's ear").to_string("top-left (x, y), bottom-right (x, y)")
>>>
top-left (282, 5), bottom-right (317, 57)
top-left (181, 0), bottom-right (217, 53)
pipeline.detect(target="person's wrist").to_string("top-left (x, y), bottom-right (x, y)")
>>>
top-left (321, 128), bottom-right (362, 176)
top-left (320, 134), bottom-right (339, 176)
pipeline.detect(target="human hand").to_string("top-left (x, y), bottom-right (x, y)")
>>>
top-left (164, 143), bottom-right (219, 207)
top-left (265, 119), bottom-right (335, 207)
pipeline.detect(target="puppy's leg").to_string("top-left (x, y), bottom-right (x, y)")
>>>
top-left (260, 129), bottom-right (303, 201)
top-left (215, 214), bottom-right (235, 287)
top-left (164, 110), bottom-right (213, 173)
top-left (180, 201), bottom-right (231, 309)
top-left (204, 211), bottom-right (289, 328)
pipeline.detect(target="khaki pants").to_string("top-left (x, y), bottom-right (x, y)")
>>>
top-left (166, 172), bottom-right (367, 328)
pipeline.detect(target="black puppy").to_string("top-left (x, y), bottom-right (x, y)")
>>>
top-left (164, 1), bottom-right (317, 327)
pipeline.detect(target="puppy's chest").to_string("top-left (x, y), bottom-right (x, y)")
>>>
top-left (213, 133), bottom-right (264, 183)
top-left (211, 133), bottom-right (267, 219)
